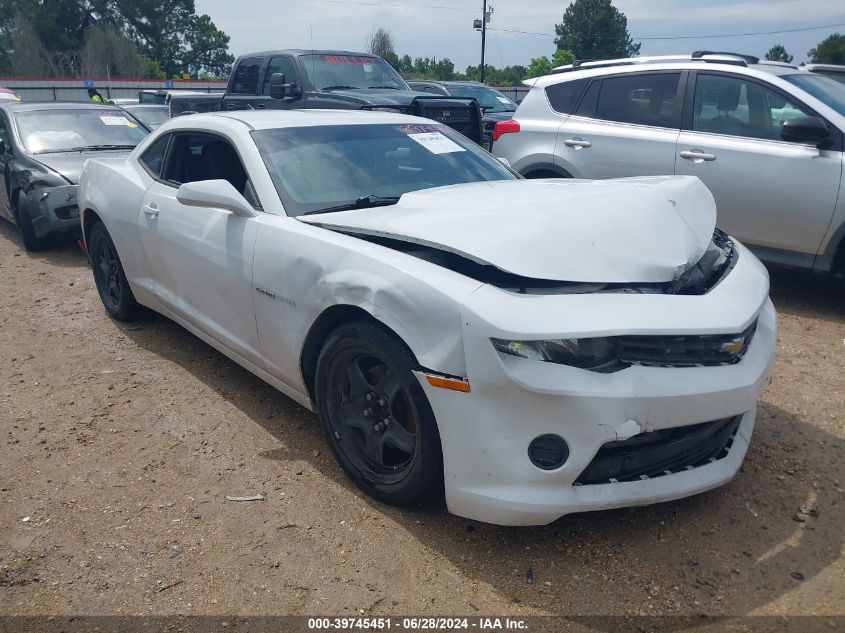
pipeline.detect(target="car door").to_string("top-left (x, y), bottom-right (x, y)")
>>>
top-left (0, 112), bottom-right (12, 218)
top-left (223, 56), bottom-right (265, 111)
top-left (556, 71), bottom-right (684, 178)
top-left (675, 71), bottom-right (842, 258)
top-left (138, 131), bottom-right (262, 365)
top-left (258, 55), bottom-right (306, 110)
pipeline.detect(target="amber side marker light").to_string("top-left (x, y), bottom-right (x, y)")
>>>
top-left (425, 374), bottom-right (471, 393)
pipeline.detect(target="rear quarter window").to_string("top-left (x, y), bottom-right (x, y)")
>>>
top-left (545, 78), bottom-right (588, 114)
top-left (139, 134), bottom-right (170, 178)
top-left (230, 57), bottom-right (265, 95)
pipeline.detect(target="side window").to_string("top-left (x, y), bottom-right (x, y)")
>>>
top-left (692, 74), bottom-right (813, 141)
top-left (138, 134), bottom-right (170, 178)
top-left (574, 80), bottom-right (600, 118)
top-left (161, 133), bottom-right (254, 206)
top-left (0, 115), bottom-right (9, 150)
top-left (262, 56), bottom-right (298, 95)
top-left (545, 78), bottom-right (588, 114)
top-left (230, 57), bottom-right (265, 95)
top-left (595, 72), bottom-right (681, 127)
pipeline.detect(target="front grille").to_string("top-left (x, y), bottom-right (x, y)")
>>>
top-left (426, 107), bottom-right (474, 123)
top-left (618, 320), bottom-right (757, 368)
top-left (574, 415), bottom-right (741, 485)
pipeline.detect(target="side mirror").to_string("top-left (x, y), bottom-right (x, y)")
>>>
top-left (269, 72), bottom-right (303, 101)
top-left (781, 116), bottom-right (834, 148)
top-left (496, 157), bottom-right (511, 168)
top-left (176, 180), bottom-right (257, 217)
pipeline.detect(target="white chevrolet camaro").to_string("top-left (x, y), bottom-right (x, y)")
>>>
top-left (78, 110), bottom-right (776, 526)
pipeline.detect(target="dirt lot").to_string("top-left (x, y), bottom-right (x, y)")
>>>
top-left (0, 220), bottom-right (843, 620)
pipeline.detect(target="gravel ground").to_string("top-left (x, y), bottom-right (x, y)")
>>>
top-left (0, 221), bottom-right (843, 619)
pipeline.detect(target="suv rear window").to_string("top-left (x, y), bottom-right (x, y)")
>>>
top-left (545, 78), bottom-right (588, 114)
top-left (594, 72), bottom-right (681, 128)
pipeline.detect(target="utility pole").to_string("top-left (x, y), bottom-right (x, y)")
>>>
top-left (473, 2), bottom-right (492, 84)
top-left (480, 0), bottom-right (487, 84)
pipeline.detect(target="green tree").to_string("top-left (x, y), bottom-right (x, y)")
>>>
top-left (554, 0), bottom-right (640, 61)
top-left (366, 27), bottom-right (398, 66)
top-left (765, 44), bottom-right (793, 63)
top-left (0, 0), bottom-right (233, 78)
top-left (808, 33), bottom-right (845, 64)
top-left (525, 56), bottom-right (553, 79)
top-left (552, 48), bottom-right (576, 67)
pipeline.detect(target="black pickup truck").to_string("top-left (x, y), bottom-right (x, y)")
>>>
top-left (170, 50), bottom-right (484, 145)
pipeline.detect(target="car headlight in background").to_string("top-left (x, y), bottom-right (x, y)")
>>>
top-left (491, 337), bottom-right (619, 370)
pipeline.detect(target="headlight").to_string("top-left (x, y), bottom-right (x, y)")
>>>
top-left (491, 337), bottom-right (619, 370)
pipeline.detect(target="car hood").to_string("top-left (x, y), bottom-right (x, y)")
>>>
top-left (297, 176), bottom-right (718, 284)
top-left (32, 149), bottom-right (135, 184)
top-left (322, 88), bottom-right (471, 107)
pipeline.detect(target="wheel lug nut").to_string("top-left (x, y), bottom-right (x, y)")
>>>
top-left (374, 423), bottom-right (383, 432)
top-left (366, 393), bottom-right (373, 401)
top-left (363, 408), bottom-right (373, 416)
top-left (378, 398), bottom-right (385, 406)
top-left (383, 418), bottom-right (390, 425)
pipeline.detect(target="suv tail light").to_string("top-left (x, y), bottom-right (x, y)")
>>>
top-left (492, 119), bottom-right (520, 142)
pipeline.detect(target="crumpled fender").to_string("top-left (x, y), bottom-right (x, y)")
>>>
top-left (22, 184), bottom-right (80, 238)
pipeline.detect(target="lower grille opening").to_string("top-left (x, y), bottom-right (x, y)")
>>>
top-left (574, 416), bottom-right (742, 485)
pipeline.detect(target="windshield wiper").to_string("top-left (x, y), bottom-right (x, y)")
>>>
top-left (37, 144), bottom-right (136, 154)
top-left (320, 85), bottom-right (358, 91)
top-left (368, 85), bottom-right (401, 90)
top-left (302, 195), bottom-right (401, 216)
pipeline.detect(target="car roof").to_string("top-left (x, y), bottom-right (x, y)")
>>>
top-left (174, 109), bottom-right (432, 130)
top-left (238, 49), bottom-right (378, 59)
top-left (0, 101), bottom-right (125, 113)
top-left (531, 59), bottom-right (809, 88)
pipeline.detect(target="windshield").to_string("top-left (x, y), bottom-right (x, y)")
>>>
top-left (810, 70), bottom-right (845, 87)
top-left (301, 54), bottom-right (410, 91)
top-left (15, 109), bottom-right (148, 154)
top-left (446, 85), bottom-right (517, 112)
top-left (252, 123), bottom-right (517, 216)
top-left (123, 105), bottom-right (170, 129)
top-left (782, 73), bottom-right (845, 117)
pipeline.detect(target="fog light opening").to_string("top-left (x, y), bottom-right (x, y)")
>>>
top-left (528, 434), bottom-right (569, 470)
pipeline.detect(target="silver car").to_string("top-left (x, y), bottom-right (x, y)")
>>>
top-left (493, 52), bottom-right (845, 277)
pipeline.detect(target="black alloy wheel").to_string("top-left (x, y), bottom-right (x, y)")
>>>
top-left (89, 222), bottom-right (140, 321)
top-left (315, 320), bottom-right (442, 505)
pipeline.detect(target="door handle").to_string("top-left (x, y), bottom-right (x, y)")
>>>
top-left (142, 203), bottom-right (159, 218)
top-left (680, 150), bottom-right (717, 162)
top-left (563, 138), bottom-right (592, 149)
top-left (255, 103), bottom-right (266, 109)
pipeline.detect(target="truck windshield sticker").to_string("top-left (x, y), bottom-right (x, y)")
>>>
top-left (407, 131), bottom-right (465, 154)
top-left (325, 55), bottom-right (375, 65)
top-left (99, 115), bottom-right (132, 126)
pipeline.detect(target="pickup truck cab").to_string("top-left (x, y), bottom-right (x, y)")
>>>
top-left (170, 50), bottom-right (484, 145)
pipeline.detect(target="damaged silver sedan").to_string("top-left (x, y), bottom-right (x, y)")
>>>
top-left (78, 110), bottom-right (776, 525)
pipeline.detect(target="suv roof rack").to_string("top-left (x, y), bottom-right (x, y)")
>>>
top-left (692, 50), bottom-right (759, 64)
top-left (551, 51), bottom-right (758, 74)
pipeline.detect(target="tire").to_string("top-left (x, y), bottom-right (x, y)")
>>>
top-left (314, 320), bottom-right (443, 505)
top-left (88, 222), bottom-right (140, 321)
top-left (14, 192), bottom-right (49, 252)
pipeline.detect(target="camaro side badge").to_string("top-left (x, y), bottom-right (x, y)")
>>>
top-left (255, 286), bottom-right (277, 299)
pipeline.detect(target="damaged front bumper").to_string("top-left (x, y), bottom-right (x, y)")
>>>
top-left (20, 185), bottom-right (81, 238)
top-left (417, 242), bottom-right (777, 526)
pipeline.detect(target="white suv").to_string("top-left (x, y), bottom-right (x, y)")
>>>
top-left (493, 52), bottom-right (845, 276)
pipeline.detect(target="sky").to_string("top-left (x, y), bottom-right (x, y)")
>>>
top-left (195, 0), bottom-right (845, 71)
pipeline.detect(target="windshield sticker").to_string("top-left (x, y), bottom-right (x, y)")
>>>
top-left (325, 55), bottom-right (375, 65)
top-left (99, 115), bottom-right (132, 126)
top-left (407, 131), bottom-right (465, 154)
top-left (496, 96), bottom-right (512, 104)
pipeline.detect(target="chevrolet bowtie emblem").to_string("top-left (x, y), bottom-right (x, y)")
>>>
top-left (720, 336), bottom-right (746, 356)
